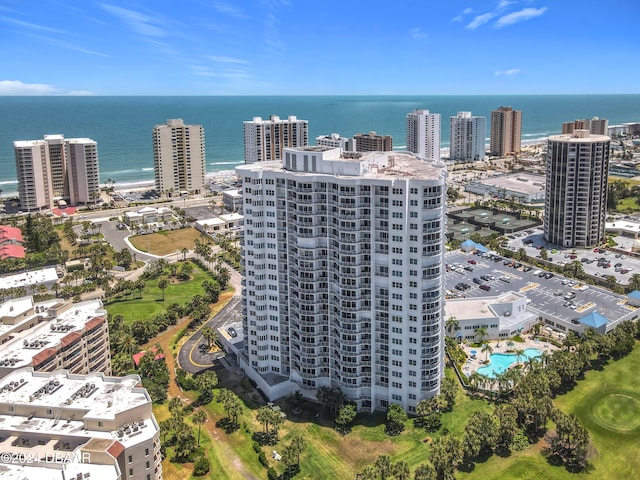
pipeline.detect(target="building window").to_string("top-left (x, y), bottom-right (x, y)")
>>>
top-left (128, 455), bottom-right (133, 463)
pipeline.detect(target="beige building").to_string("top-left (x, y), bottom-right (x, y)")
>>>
top-left (0, 296), bottom-right (111, 377)
top-left (243, 115), bottom-right (309, 164)
top-left (353, 131), bottom-right (393, 152)
top-left (562, 117), bottom-right (608, 136)
top-left (14, 135), bottom-right (100, 211)
top-left (0, 367), bottom-right (162, 480)
top-left (153, 119), bottom-right (206, 196)
top-left (490, 106), bottom-right (522, 157)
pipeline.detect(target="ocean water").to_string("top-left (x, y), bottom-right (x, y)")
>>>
top-left (0, 95), bottom-right (639, 195)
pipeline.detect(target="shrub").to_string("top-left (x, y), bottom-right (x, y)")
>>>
top-left (252, 441), bottom-right (261, 454)
top-left (193, 456), bottom-right (210, 476)
top-left (258, 451), bottom-right (269, 468)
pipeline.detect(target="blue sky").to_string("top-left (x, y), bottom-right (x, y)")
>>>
top-left (1, 0), bottom-right (637, 95)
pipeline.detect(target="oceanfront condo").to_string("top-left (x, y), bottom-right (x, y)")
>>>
top-left (449, 111), bottom-right (486, 162)
top-left (153, 118), bottom-right (206, 196)
top-left (406, 109), bottom-right (441, 160)
top-left (243, 115), bottom-right (308, 164)
top-left (353, 131), bottom-right (393, 152)
top-left (489, 106), bottom-right (522, 157)
top-left (562, 117), bottom-right (608, 136)
top-left (544, 130), bottom-right (611, 247)
top-left (14, 135), bottom-right (100, 210)
top-left (237, 147), bottom-right (447, 414)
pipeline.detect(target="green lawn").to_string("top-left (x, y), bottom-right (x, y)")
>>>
top-left (459, 342), bottom-right (640, 479)
top-left (105, 261), bottom-right (212, 323)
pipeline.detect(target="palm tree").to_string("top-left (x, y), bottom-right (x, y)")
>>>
top-left (481, 342), bottom-right (493, 361)
top-left (201, 325), bottom-right (218, 349)
top-left (474, 327), bottom-right (489, 343)
top-left (158, 277), bottom-right (168, 301)
top-left (514, 348), bottom-right (525, 366)
top-left (630, 273), bottom-right (640, 292)
top-left (468, 371), bottom-right (483, 389)
top-left (445, 316), bottom-right (459, 337)
top-left (192, 409), bottom-right (207, 446)
top-left (290, 434), bottom-right (306, 468)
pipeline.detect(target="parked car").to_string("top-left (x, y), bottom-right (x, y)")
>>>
top-left (479, 284), bottom-right (491, 291)
top-left (473, 277), bottom-right (483, 284)
top-left (464, 265), bottom-right (474, 272)
top-left (467, 259), bottom-right (477, 265)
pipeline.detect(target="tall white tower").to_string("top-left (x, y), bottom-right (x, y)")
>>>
top-left (237, 147), bottom-right (448, 414)
top-left (406, 109), bottom-right (441, 160)
top-left (449, 112), bottom-right (486, 162)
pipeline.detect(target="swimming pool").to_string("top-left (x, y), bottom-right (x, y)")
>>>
top-left (476, 348), bottom-right (542, 378)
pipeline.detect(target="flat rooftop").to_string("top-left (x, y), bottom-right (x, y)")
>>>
top-left (468, 173), bottom-right (545, 195)
top-left (0, 268), bottom-right (58, 291)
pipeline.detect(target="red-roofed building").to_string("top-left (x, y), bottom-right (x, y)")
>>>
top-left (0, 244), bottom-right (25, 259)
top-left (0, 226), bottom-right (23, 245)
top-left (132, 347), bottom-right (166, 367)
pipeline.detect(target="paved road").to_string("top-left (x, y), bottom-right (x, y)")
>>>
top-left (178, 295), bottom-right (243, 374)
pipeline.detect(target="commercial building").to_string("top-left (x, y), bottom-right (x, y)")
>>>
top-left (562, 117), bottom-right (608, 136)
top-left (490, 106), bottom-right (522, 157)
top-left (316, 133), bottom-right (356, 152)
top-left (406, 109), bottom-right (441, 160)
top-left (153, 119), bottom-right (206, 196)
top-left (0, 367), bottom-right (162, 480)
top-left (0, 297), bottom-right (111, 378)
top-left (237, 147), bottom-right (448, 414)
top-left (464, 172), bottom-right (546, 204)
top-left (544, 130), bottom-right (611, 247)
top-left (353, 131), bottom-right (393, 152)
top-left (449, 111), bottom-right (486, 162)
top-left (243, 115), bottom-right (308, 164)
top-left (14, 135), bottom-right (100, 211)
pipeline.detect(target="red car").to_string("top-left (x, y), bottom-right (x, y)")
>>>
top-left (467, 259), bottom-right (477, 265)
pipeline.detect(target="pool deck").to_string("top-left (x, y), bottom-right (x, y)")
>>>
top-left (461, 336), bottom-right (559, 378)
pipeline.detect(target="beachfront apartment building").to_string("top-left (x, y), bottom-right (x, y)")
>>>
top-left (243, 115), bottom-right (308, 164)
top-left (316, 133), bottom-right (356, 152)
top-left (406, 109), bottom-right (441, 160)
top-left (0, 367), bottom-right (162, 480)
top-left (237, 147), bottom-right (448, 414)
top-left (490, 106), bottom-right (522, 157)
top-left (449, 111), bottom-right (486, 162)
top-left (14, 135), bottom-right (100, 211)
top-left (562, 117), bottom-right (608, 136)
top-left (153, 119), bottom-right (206, 196)
top-left (544, 130), bottom-right (611, 247)
top-left (353, 132), bottom-right (393, 152)
top-left (0, 296), bottom-right (111, 378)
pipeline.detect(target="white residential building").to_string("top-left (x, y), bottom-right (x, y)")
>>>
top-left (316, 133), bottom-right (356, 152)
top-left (153, 119), bottom-right (206, 196)
top-left (237, 147), bottom-right (448, 414)
top-left (406, 109), bottom-right (441, 160)
top-left (243, 115), bottom-right (308, 164)
top-left (14, 135), bottom-right (100, 210)
top-left (449, 112), bottom-right (486, 162)
top-left (544, 130), bottom-right (611, 247)
top-left (0, 367), bottom-right (162, 480)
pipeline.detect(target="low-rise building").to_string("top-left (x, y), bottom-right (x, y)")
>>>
top-left (445, 291), bottom-right (538, 341)
top-left (465, 173), bottom-right (546, 204)
top-left (0, 367), bottom-right (162, 480)
top-left (0, 267), bottom-right (59, 293)
top-left (123, 206), bottom-right (173, 226)
top-left (222, 189), bottom-right (243, 213)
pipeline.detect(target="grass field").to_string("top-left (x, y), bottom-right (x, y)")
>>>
top-left (105, 260), bottom-right (212, 323)
top-left (129, 228), bottom-right (205, 256)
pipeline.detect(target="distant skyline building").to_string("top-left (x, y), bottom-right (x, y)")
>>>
top-left (237, 146), bottom-right (448, 414)
top-left (490, 106), bottom-right (522, 157)
top-left (406, 109), bottom-right (441, 160)
top-left (544, 130), bottom-right (611, 247)
top-left (243, 115), bottom-right (308, 164)
top-left (562, 117), bottom-right (608, 136)
top-left (353, 131), bottom-right (393, 152)
top-left (449, 111), bottom-right (486, 162)
top-left (153, 118), bottom-right (206, 196)
top-left (315, 133), bottom-right (356, 152)
top-left (14, 135), bottom-right (100, 211)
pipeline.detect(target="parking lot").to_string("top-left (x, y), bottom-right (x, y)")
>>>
top-left (503, 227), bottom-right (640, 286)
top-left (445, 249), bottom-right (634, 332)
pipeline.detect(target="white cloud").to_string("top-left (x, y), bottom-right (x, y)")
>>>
top-left (495, 7), bottom-right (548, 28)
top-left (463, 8), bottom-right (474, 14)
top-left (465, 13), bottom-right (495, 30)
top-left (0, 15), bottom-right (66, 34)
top-left (100, 3), bottom-right (166, 37)
top-left (497, 0), bottom-right (513, 9)
top-left (494, 68), bottom-right (521, 76)
top-left (409, 28), bottom-right (427, 40)
top-left (67, 90), bottom-right (95, 96)
top-left (206, 56), bottom-right (248, 64)
top-left (212, 3), bottom-right (248, 19)
top-left (0, 80), bottom-right (59, 95)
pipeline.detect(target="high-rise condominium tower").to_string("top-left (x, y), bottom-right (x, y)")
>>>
top-left (406, 109), bottom-right (441, 160)
top-left (14, 135), bottom-right (100, 211)
top-left (153, 118), bottom-right (206, 196)
top-left (544, 130), bottom-right (611, 247)
top-left (490, 106), bottom-right (522, 157)
top-left (243, 115), bottom-right (308, 164)
top-left (353, 132), bottom-right (393, 152)
top-left (237, 147), bottom-right (447, 414)
top-left (562, 117), bottom-right (608, 136)
top-left (449, 112), bottom-right (486, 162)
